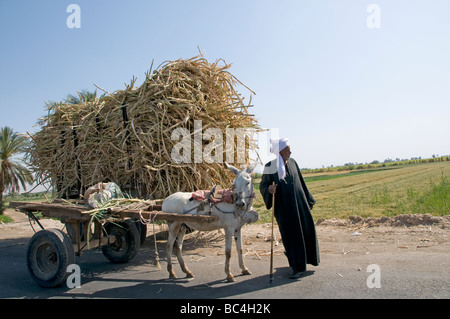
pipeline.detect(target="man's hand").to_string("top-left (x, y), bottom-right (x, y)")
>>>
top-left (268, 184), bottom-right (277, 194)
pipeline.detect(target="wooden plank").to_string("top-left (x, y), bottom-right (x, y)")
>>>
top-left (109, 208), bottom-right (219, 223)
top-left (12, 202), bottom-right (91, 222)
top-left (12, 202), bottom-right (87, 213)
top-left (9, 201), bottom-right (47, 209)
top-left (10, 201), bottom-right (218, 223)
top-left (142, 204), bottom-right (162, 211)
top-left (52, 199), bottom-right (88, 205)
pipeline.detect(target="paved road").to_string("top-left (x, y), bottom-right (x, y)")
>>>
top-left (0, 233), bottom-right (448, 300)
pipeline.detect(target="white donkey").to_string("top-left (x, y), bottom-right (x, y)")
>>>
top-left (161, 162), bottom-right (259, 282)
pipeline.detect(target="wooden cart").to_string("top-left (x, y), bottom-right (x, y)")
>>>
top-left (9, 200), bottom-right (218, 288)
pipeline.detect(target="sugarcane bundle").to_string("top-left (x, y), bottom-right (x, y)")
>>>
top-left (26, 55), bottom-right (260, 199)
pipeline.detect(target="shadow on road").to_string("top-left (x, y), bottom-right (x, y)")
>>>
top-left (65, 267), bottom-right (315, 299)
top-left (1, 234), bottom-right (312, 299)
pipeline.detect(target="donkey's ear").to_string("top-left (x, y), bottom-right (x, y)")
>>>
top-left (245, 162), bottom-right (257, 174)
top-left (225, 162), bottom-right (240, 175)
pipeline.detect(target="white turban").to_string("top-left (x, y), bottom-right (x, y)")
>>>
top-left (270, 137), bottom-right (290, 180)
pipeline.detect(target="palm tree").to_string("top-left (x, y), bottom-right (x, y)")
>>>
top-left (38, 90), bottom-right (101, 127)
top-left (0, 127), bottom-right (34, 214)
top-left (65, 90), bottom-right (99, 104)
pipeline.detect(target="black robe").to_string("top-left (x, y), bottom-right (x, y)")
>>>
top-left (260, 158), bottom-right (319, 272)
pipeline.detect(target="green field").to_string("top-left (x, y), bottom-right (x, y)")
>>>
top-left (252, 161), bottom-right (449, 223)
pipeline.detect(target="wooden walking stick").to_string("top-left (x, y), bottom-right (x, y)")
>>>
top-left (270, 181), bottom-right (275, 284)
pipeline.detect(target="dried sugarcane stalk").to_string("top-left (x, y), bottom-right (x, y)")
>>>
top-left (26, 55), bottom-right (261, 200)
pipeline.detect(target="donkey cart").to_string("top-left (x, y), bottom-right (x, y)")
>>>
top-left (9, 200), bottom-right (218, 288)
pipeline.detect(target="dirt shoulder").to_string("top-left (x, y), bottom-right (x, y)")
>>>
top-left (242, 213), bottom-right (450, 260)
top-left (2, 208), bottom-right (449, 257)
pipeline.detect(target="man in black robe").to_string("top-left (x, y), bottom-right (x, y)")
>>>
top-left (259, 138), bottom-right (319, 278)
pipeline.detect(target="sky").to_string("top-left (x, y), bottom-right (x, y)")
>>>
top-left (1, 0), bottom-right (449, 177)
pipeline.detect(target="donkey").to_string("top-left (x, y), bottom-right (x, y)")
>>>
top-left (161, 162), bottom-right (259, 282)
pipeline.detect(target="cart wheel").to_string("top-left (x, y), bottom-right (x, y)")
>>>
top-left (26, 228), bottom-right (75, 288)
top-left (66, 222), bottom-right (86, 242)
top-left (134, 221), bottom-right (147, 245)
top-left (102, 219), bottom-right (140, 263)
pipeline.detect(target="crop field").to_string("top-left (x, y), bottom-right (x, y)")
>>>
top-left (253, 161), bottom-right (449, 223)
top-left (3, 161), bottom-right (448, 225)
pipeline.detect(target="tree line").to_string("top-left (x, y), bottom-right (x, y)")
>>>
top-left (302, 155), bottom-right (450, 174)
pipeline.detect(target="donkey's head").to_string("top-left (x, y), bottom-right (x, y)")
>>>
top-left (226, 162), bottom-right (257, 212)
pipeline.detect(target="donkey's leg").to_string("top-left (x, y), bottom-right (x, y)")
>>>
top-left (235, 228), bottom-right (251, 275)
top-left (174, 226), bottom-right (194, 278)
top-left (224, 229), bottom-right (235, 282)
top-left (167, 222), bottom-right (181, 279)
